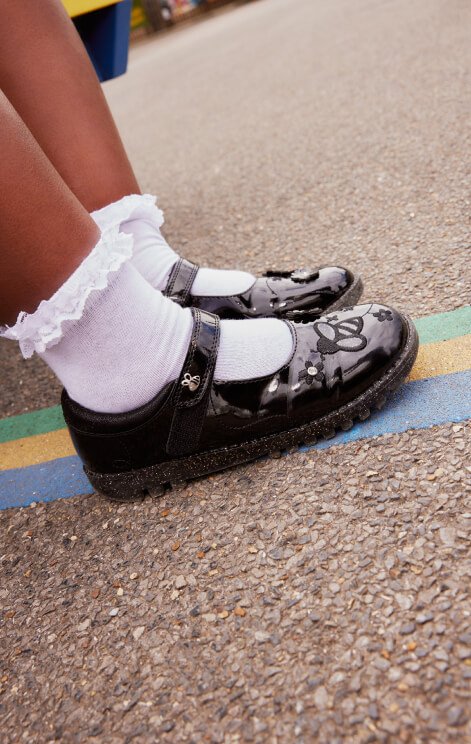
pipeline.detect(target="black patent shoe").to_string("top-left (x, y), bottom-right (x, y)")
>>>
top-left (62, 304), bottom-right (418, 500)
top-left (163, 258), bottom-right (363, 320)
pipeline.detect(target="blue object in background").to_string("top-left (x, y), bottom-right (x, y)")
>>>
top-left (73, 0), bottom-right (132, 82)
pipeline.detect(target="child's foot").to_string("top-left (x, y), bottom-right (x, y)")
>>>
top-left (62, 302), bottom-right (418, 500)
top-left (4, 223), bottom-right (415, 504)
top-left (92, 194), bottom-right (363, 320)
top-left (163, 258), bottom-right (362, 320)
top-left (2, 226), bottom-right (294, 413)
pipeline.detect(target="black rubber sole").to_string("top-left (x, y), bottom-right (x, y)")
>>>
top-left (285, 274), bottom-right (364, 321)
top-left (85, 314), bottom-right (419, 501)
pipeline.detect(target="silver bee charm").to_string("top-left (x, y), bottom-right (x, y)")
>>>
top-left (181, 372), bottom-right (201, 392)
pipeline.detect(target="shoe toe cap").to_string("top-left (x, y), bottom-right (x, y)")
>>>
top-left (316, 265), bottom-right (352, 293)
top-left (268, 266), bottom-right (355, 317)
top-left (291, 302), bottom-right (408, 411)
top-left (332, 301), bottom-right (404, 353)
top-left (355, 302), bottom-right (405, 358)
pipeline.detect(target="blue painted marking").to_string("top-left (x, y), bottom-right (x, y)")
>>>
top-left (0, 456), bottom-right (93, 511)
top-left (306, 369), bottom-right (471, 451)
top-left (1, 370), bottom-right (470, 511)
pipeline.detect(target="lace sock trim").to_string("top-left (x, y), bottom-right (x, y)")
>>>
top-left (1, 227), bottom-right (133, 359)
top-left (91, 193), bottom-right (164, 232)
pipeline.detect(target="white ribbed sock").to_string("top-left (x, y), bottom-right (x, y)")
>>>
top-left (216, 318), bottom-right (293, 381)
top-left (92, 194), bottom-right (255, 296)
top-left (1, 228), bottom-right (293, 414)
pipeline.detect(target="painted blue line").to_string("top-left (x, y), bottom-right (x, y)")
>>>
top-left (1, 370), bottom-right (470, 511)
top-left (0, 456), bottom-right (93, 510)
top-left (305, 370), bottom-right (471, 450)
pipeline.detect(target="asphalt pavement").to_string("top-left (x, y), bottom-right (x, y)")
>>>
top-left (1, 0), bottom-right (470, 741)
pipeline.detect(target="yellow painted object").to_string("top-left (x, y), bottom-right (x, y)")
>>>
top-left (62, 0), bottom-right (119, 18)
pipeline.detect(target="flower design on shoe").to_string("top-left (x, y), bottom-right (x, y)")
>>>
top-left (373, 308), bottom-right (394, 322)
top-left (290, 268), bottom-right (319, 283)
top-left (264, 268), bottom-right (319, 283)
top-left (298, 360), bottom-right (325, 385)
top-left (181, 372), bottom-right (201, 392)
top-left (313, 316), bottom-right (367, 356)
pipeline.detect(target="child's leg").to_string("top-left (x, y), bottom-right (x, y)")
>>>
top-left (0, 89), bottom-right (99, 325)
top-left (0, 89), bottom-right (292, 412)
top-left (0, 0), bottom-right (254, 296)
top-left (0, 0), bottom-right (139, 213)
top-left (0, 1), bottom-right (357, 317)
top-left (0, 89), bottom-right (184, 412)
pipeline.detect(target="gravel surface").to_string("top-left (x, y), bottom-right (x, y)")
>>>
top-left (1, 423), bottom-right (470, 742)
top-left (1, 0), bottom-right (470, 741)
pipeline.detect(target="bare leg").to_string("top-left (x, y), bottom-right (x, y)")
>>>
top-left (0, 1), bottom-right (264, 300)
top-left (0, 0), bottom-right (139, 212)
top-left (0, 90), bottom-right (99, 325)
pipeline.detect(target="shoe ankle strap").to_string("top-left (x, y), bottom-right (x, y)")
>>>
top-left (166, 308), bottom-right (220, 457)
top-left (164, 258), bottom-right (199, 306)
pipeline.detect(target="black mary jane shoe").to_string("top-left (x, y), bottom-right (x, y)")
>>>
top-left (62, 304), bottom-right (418, 500)
top-left (163, 258), bottom-right (363, 320)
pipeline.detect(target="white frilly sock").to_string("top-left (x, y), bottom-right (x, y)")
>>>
top-left (92, 194), bottom-right (255, 296)
top-left (1, 227), bottom-right (293, 414)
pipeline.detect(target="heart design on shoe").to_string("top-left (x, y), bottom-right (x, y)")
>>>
top-left (313, 316), bottom-right (367, 355)
top-left (182, 373), bottom-right (201, 392)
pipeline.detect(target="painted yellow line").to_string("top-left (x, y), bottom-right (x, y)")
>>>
top-left (1, 429), bottom-right (76, 471)
top-left (1, 335), bottom-right (470, 471)
top-left (408, 334), bottom-right (471, 382)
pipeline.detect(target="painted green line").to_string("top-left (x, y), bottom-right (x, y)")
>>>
top-left (0, 306), bottom-right (469, 446)
top-left (0, 406), bottom-right (65, 445)
top-left (414, 306), bottom-right (471, 345)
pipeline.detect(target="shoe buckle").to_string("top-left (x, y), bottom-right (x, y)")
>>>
top-left (182, 372), bottom-right (201, 392)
